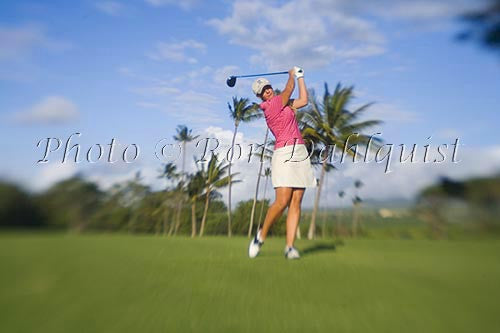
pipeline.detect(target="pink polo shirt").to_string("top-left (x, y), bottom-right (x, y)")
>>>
top-left (260, 95), bottom-right (305, 150)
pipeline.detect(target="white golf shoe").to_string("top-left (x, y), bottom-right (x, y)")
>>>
top-left (284, 246), bottom-right (300, 259)
top-left (248, 229), bottom-right (264, 258)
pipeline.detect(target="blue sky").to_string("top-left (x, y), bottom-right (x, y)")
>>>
top-left (1, 0), bottom-right (499, 207)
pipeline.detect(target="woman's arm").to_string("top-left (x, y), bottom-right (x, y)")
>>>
top-left (292, 76), bottom-right (308, 109)
top-left (281, 69), bottom-right (295, 107)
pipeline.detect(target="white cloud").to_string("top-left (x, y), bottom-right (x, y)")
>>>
top-left (368, 0), bottom-right (477, 20)
top-left (122, 64), bottom-right (263, 126)
top-left (207, 0), bottom-right (387, 70)
top-left (171, 66), bottom-right (214, 88)
top-left (14, 96), bottom-right (79, 125)
top-left (367, 103), bottom-right (420, 124)
top-left (175, 91), bottom-right (218, 105)
top-left (214, 65), bottom-right (239, 86)
top-left (95, 1), bottom-right (125, 16)
top-left (144, 0), bottom-right (200, 10)
top-left (124, 64), bottom-right (225, 124)
top-left (176, 126), bottom-right (281, 206)
top-left (31, 163), bottom-right (78, 192)
top-left (24, 126), bottom-right (273, 205)
top-left (187, 65), bottom-right (212, 79)
top-left (122, 65), bottom-right (226, 124)
top-left (148, 40), bottom-right (206, 63)
top-left (207, 0), bottom-right (479, 71)
top-left (28, 160), bottom-right (160, 194)
top-left (167, 91), bottom-right (222, 124)
top-left (0, 24), bottom-right (71, 61)
top-left (117, 66), bottom-right (165, 83)
top-left (311, 0), bottom-right (478, 21)
top-left (131, 85), bottom-right (180, 96)
top-left (84, 161), bottom-right (157, 191)
top-left (437, 128), bottom-right (461, 141)
top-left (319, 144), bottom-right (500, 206)
top-left (136, 102), bottom-right (161, 109)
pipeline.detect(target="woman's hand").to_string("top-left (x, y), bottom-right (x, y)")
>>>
top-left (288, 68), bottom-right (295, 78)
top-left (293, 66), bottom-right (304, 79)
top-left (292, 66), bottom-right (308, 109)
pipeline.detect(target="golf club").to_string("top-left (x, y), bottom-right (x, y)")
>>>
top-left (226, 71), bottom-right (288, 87)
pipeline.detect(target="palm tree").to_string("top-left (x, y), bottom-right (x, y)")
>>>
top-left (159, 162), bottom-right (178, 185)
top-left (124, 172), bottom-right (150, 234)
top-left (171, 125), bottom-right (199, 235)
top-left (457, 0), bottom-right (500, 57)
top-left (321, 172), bottom-right (329, 238)
top-left (155, 191), bottom-right (177, 236)
top-left (227, 97), bottom-right (261, 237)
top-left (186, 171), bottom-right (205, 238)
top-left (300, 83), bottom-right (383, 240)
top-left (256, 167), bottom-right (272, 231)
top-left (158, 162), bottom-right (185, 235)
top-left (335, 190), bottom-right (346, 237)
top-left (248, 128), bottom-right (273, 237)
top-left (352, 180), bottom-right (363, 237)
top-left (198, 155), bottom-right (239, 237)
top-left (173, 125), bottom-right (199, 182)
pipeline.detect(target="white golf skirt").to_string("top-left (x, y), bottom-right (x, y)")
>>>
top-left (271, 144), bottom-right (317, 188)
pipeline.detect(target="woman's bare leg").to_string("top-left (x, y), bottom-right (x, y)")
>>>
top-left (260, 187), bottom-right (292, 241)
top-left (286, 188), bottom-right (305, 247)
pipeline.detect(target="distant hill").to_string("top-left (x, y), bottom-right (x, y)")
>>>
top-left (418, 174), bottom-right (500, 205)
top-left (416, 174), bottom-right (500, 232)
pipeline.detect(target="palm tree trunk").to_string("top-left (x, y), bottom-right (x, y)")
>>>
top-left (257, 175), bottom-right (269, 229)
top-left (174, 195), bottom-right (183, 235)
top-left (322, 173), bottom-right (329, 239)
top-left (199, 187), bottom-right (211, 237)
top-left (248, 128), bottom-right (269, 238)
top-left (227, 123), bottom-right (238, 237)
top-left (182, 142), bottom-right (186, 181)
top-left (322, 209), bottom-right (327, 239)
top-left (308, 160), bottom-right (327, 240)
top-left (163, 207), bottom-right (169, 236)
top-left (168, 212), bottom-right (175, 236)
top-left (334, 209), bottom-right (341, 238)
top-left (127, 214), bottom-right (134, 234)
top-left (352, 202), bottom-right (359, 237)
top-left (191, 200), bottom-right (197, 238)
top-left (172, 142), bottom-right (186, 236)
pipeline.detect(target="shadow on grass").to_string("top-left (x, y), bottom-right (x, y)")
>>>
top-left (301, 240), bottom-right (342, 256)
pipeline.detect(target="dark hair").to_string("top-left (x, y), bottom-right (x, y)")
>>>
top-left (258, 85), bottom-right (272, 98)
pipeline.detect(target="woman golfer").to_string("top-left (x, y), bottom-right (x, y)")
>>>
top-left (248, 66), bottom-right (317, 259)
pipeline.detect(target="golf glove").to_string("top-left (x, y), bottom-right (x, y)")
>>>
top-left (294, 66), bottom-right (304, 79)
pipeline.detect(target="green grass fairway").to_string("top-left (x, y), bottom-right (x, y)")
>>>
top-left (1, 234), bottom-right (499, 332)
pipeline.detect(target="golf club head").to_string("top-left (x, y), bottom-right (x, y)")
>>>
top-left (226, 76), bottom-right (237, 87)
